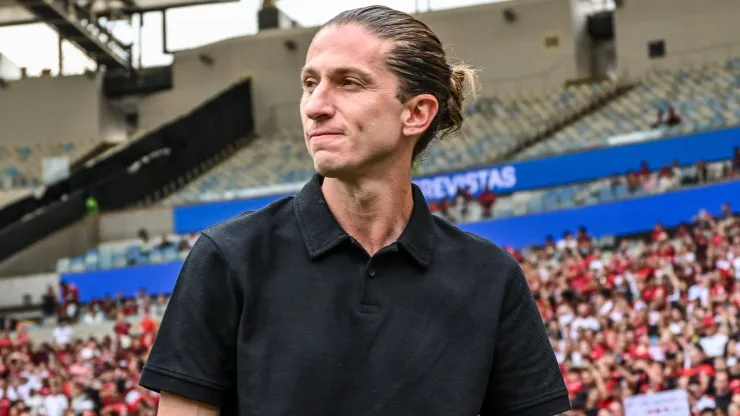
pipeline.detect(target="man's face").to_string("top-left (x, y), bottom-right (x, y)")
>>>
top-left (715, 372), bottom-right (729, 392)
top-left (300, 24), bottom-right (410, 179)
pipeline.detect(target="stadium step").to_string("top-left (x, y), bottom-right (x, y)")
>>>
top-left (506, 82), bottom-right (639, 160)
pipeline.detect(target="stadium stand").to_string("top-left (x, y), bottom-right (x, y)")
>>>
top-left (55, 230), bottom-right (194, 274)
top-left (0, 79), bottom-right (254, 264)
top-left (0, 140), bottom-right (99, 190)
top-left (164, 81), bottom-right (625, 205)
top-left (416, 81), bottom-right (623, 174)
top-left (515, 57), bottom-right (740, 160)
top-left (162, 55), bottom-right (740, 207)
top-left (163, 127), bottom-right (310, 204)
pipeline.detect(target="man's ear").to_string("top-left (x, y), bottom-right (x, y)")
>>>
top-left (401, 94), bottom-right (439, 137)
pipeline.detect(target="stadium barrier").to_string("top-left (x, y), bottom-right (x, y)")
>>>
top-left (172, 126), bottom-right (740, 234)
top-left (71, 179), bottom-right (740, 300)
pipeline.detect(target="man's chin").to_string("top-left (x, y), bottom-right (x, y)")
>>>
top-left (313, 158), bottom-right (351, 179)
top-left (314, 165), bottom-right (347, 179)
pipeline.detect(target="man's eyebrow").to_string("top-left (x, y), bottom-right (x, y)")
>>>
top-left (333, 66), bottom-right (374, 81)
top-left (300, 66), bottom-right (374, 81)
top-left (300, 66), bottom-right (316, 78)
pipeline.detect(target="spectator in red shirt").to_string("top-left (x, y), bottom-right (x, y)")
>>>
top-left (14, 326), bottom-right (30, 346)
top-left (478, 186), bottom-right (497, 219)
top-left (139, 313), bottom-right (158, 336)
top-left (0, 331), bottom-right (13, 348)
top-left (113, 312), bottom-right (132, 352)
top-left (652, 223), bottom-right (669, 242)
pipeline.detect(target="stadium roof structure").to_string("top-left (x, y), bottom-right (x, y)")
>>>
top-left (0, 0), bottom-right (238, 27)
top-left (0, 0), bottom-right (239, 73)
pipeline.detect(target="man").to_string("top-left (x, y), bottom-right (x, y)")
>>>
top-left (140, 5), bottom-right (570, 415)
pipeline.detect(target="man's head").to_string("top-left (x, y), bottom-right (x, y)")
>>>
top-left (300, 5), bottom-right (477, 180)
top-left (714, 370), bottom-right (730, 394)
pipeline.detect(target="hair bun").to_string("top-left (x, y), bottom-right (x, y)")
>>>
top-left (438, 64), bottom-right (479, 135)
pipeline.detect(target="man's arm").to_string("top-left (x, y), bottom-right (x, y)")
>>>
top-left (158, 392), bottom-right (219, 416)
top-left (479, 258), bottom-right (570, 416)
top-left (139, 233), bottom-right (242, 410)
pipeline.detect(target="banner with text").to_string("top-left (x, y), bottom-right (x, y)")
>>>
top-left (624, 389), bottom-right (690, 416)
top-left (414, 126), bottom-right (740, 200)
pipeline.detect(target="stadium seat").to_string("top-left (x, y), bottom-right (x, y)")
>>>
top-left (0, 139), bottom-right (99, 190)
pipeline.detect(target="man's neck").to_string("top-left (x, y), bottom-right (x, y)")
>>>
top-left (322, 173), bottom-right (414, 256)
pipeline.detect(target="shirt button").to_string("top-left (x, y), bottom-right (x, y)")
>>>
top-left (367, 267), bottom-right (376, 277)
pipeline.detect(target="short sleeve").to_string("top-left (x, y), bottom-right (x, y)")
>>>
top-left (479, 261), bottom-right (570, 415)
top-left (139, 233), bottom-right (242, 409)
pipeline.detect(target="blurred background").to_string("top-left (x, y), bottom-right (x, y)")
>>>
top-left (0, 0), bottom-right (738, 414)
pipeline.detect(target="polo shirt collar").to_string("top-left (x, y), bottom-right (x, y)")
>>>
top-left (294, 174), bottom-right (435, 267)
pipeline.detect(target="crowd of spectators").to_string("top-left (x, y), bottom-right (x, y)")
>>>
top-left (117, 229), bottom-right (199, 268)
top-left (134, 229), bottom-right (197, 259)
top-left (0, 198), bottom-right (738, 415)
top-left (0, 285), bottom-right (165, 416)
top-left (606, 154), bottom-right (737, 198)
top-left (39, 282), bottom-right (169, 330)
top-left (514, 202), bottom-right (739, 416)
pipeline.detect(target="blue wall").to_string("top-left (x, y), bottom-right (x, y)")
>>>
top-left (61, 261), bottom-right (183, 303)
top-left (175, 194), bottom-right (291, 234)
top-left (459, 180), bottom-right (740, 248)
top-left (173, 127), bottom-right (740, 234)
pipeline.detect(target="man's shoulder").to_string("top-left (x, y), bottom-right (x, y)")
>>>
top-left (431, 215), bottom-right (518, 268)
top-left (199, 195), bottom-right (297, 255)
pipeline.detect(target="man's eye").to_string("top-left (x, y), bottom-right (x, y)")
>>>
top-left (302, 79), bottom-right (317, 89)
top-left (342, 78), bottom-right (361, 87)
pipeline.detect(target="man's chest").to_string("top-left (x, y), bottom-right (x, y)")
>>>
top-left (230, 259), bottom-right (501, 415)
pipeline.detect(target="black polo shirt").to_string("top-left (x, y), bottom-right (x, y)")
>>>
top-left (139, 174), bottom-right (570, 416)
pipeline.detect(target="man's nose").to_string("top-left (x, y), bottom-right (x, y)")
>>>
top-left (303, 82), bottom-right (335, 121)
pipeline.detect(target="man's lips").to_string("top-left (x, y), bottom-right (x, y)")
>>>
top-left (308, 130), bottom-right (344, 139)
